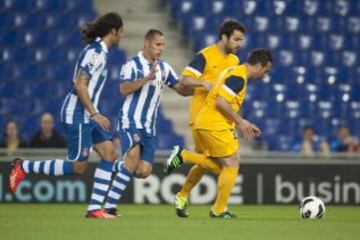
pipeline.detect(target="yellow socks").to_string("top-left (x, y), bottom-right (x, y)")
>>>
top-left (177, 165), bottom-right (207, 199)
top-left (212, 166), bottom-right (239, 214)
top-left (181, 149), bottom-right (221, 174)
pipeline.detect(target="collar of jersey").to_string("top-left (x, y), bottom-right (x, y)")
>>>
top-left (95, 37), bottom-right (108, 53)
top-left (137, 51), bottom-right (159, 65)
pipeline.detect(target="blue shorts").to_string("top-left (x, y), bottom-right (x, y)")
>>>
top-left (119, 128), bottom-right (156, 164)
top-left (63, 121), bottom-right (112, 161)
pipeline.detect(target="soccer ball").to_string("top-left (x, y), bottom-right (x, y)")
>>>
top-left (299, 196), bottom-right (325, 219)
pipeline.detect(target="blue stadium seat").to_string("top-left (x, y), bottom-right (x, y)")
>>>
top-left (234, 0), bottom-right (268, 16)
top-left (0, 30), bottom-right (22, 46)
top-left (192, 32), bottom-right (217, 52)
top-left (210, 0), bottom-right (237, 16)
top-left (3, 47), bottom-right (36, 63)
top-left (0, 82), bottom-right (17, 98)
top-left (65, 0), bottom-right (94, 13)
top-left (264, 33), bottom-right (282, 50)
top-left (51, 13), bottom-right (79, 28)
top-left (62, 32), bottom-right (82, 47)
top-left (266, 134), bottom-right (295, 151)
top-left (35, 0), bottom-right (65, 12)
top-left (108, 49), bottom-right (127, 65)
top-left (283, 16), bottom-right (302, 32)
top-left (351, 86), bottom-right (360, 101)
top-left (268, 0), bottom-right (299, 16)
top-left (327, 0), bottom-right (351, 16)
top-left (65, 48), bottom-right (80, 63)
top-left (341, 50), bottom-right (358, 67)
top-left (53, 64), bottom-right (74, 81)
top-left (11, 13), bottom-right (45, 29)
top-left (1, 0), bottom-right (34, 12)
top-left (252, 15), bottom-right (272, 32)
top-left (300, 0), bottom-right (320, 16)
top-left (45, 47), bottom-right (67, 63)
top-left (0, 11), bottom-right (12, 26)
top-left (328, 34), bottom-right (345, 50)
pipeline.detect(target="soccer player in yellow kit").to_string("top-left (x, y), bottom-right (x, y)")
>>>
top-left (163, 19), bottom-right (246, 217)
top-left (164, 49), bottom-right (273, 218)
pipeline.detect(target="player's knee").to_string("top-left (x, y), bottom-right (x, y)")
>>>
top-left (99, 144), bottom-right (116, 161)
top-left (136, 165), bottom-right (152, 178)
top-left (228, 157), bottom-right (239, 168)
top-left (220, 157), bottom-right (239, 168)
top-left (73, 162), bottom-right (88, 174)
top-left (231, 160), bottom-right (239, 168)
top-left (136, 170), bottom-right (151, 178)
top-left (103, 148), bottom-right (116, 161)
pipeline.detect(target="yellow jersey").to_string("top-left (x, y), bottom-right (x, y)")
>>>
top-left (194, 64), bottom-right (248, 131)
top-left (181, 44), bottom-right (239, 125)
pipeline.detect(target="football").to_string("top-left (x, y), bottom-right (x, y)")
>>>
top-left (299, 196), bottom-right (326, 219)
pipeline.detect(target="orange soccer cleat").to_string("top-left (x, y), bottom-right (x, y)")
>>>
top-left (85, 209), bottom-right (117, 219)
top-left (9, 157), bottom-right (26, 193)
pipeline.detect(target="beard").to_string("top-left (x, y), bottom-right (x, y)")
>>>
top-left (225, 44), bottom-right (239, 54)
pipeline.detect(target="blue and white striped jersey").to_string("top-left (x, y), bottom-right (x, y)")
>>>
top-left (60, 38), bottom-right (108, 124)
top-left (119, 52), bottom-right (179, 135)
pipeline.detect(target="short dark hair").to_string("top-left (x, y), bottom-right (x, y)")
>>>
top-left (247, 48), bottom-right (273, 67)
top-left (81, 12), bottom-right (123, 44)
top-left (303, 125), bottom-right (314, 132)
top-left (145, 29), bottom-right (164, 40)
top-left (219, 19), bottom-right (246, 40)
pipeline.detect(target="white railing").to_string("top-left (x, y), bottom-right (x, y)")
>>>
top-left (1, 148), bottom-right (359, 163)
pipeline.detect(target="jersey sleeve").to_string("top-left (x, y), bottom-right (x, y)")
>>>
top-left (119, 61), bottom-right (136, 82)
top-left (181, 53), bottom-right (206, 79)
top-left (79, 48), bottom-right (104, 77)
top-left (164, 63), bottom-right (179, 87)
top-left (218, 75), bottom-right (245, 103)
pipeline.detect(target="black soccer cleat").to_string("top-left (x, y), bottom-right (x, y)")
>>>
top-left (105, 208), bottom-right (121, 217)
top-left (163, 145), bottom-right (184, 175)
top-left (209, 209), bottom-right (237, 219)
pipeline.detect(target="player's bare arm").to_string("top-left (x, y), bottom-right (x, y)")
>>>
top-left (120, 63), bottom-right (158, 96)
top-left (216, 96), bottom-right (261, 140)
top-left (180, 75), bottom-right (213, 91)
top-left (171, 82), bottom-right (194, 96)
top-left (74, 69), bottom-right (110, 130)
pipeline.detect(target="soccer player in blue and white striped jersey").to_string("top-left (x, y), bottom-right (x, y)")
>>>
top-left (103, 29), bottom-right (206, 215)
top-left (9, 13), bottom-right (124, 219)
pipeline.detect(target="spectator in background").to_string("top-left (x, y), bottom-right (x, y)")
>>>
top-left (331, 126), bottom-right (359, 153)
top-left (0, 120), bottom-right (27, 155)
top-left (293, 125), bottom-right (330, 156)
top-left (29, 112), bottom-right (66, 148)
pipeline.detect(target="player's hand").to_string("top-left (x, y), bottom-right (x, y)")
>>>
top-left (202, 81), bottom-right (213, 91)
top-left (144, 61), bottom-right (158, 82)
top-left (251, 123), bottom-right (262, 137)
top-left (92, 113), bottom-right (111, 131)
top-left (237, 119), bottom-right (261, 140)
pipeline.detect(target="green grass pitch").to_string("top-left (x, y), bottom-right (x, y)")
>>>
top-left (1, 204), bottom-right (359, 240)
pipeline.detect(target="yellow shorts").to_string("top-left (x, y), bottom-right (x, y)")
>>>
top-left (195, 129), bottom-right (239, 158)
top-left (191, 126), bottom-right (205, 153)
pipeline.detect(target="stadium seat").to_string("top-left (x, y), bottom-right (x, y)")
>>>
top-left (35, 0), bottom-right (65, 12)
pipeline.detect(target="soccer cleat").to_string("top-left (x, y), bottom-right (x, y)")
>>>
top-left (163, 145), bottom-right (183, 175)
top-left (209, 209), bottom-right (237, 219)
top-left (174, 194), bottom-right (189, 218)
top-left (105, 208), bottom-right (122, 217)
top-left (85, 209), bottom-right (116, 219)
top-left (9, 157), bottom-right (26, 193)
